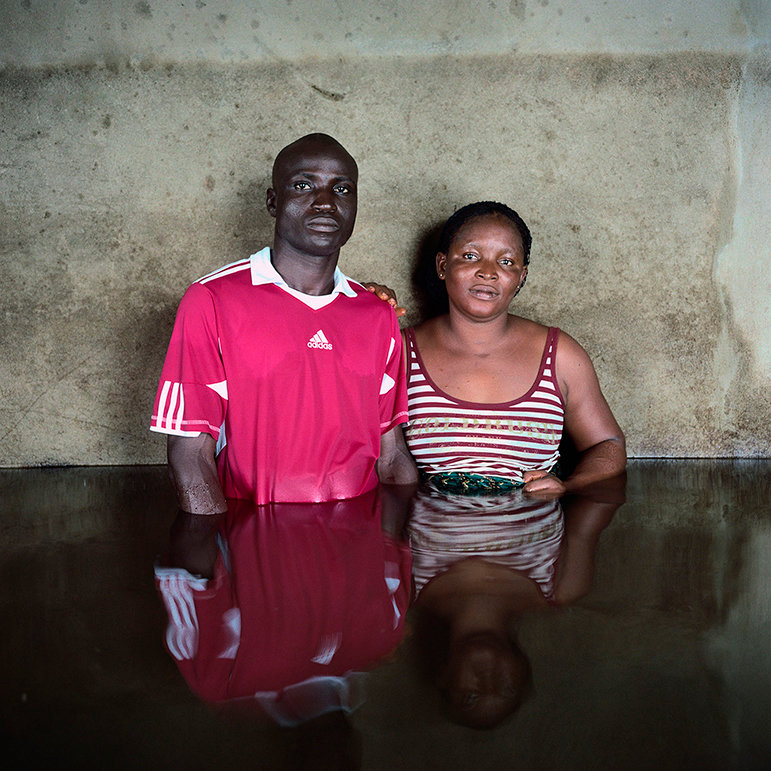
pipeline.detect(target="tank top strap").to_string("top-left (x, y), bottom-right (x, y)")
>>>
top-left (403, 327), bottom-right (421, 385)
top-left (539, 326), bottom-right (562, 396)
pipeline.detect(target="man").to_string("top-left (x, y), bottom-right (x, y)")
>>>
top-left (151, 133), bottom-right (417, 512)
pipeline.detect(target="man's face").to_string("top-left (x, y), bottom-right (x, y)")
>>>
top-left (267, 138), bottom-right (358, 259)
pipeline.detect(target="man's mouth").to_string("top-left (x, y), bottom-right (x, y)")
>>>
top-left (306, 216), bottom-right (339, 232)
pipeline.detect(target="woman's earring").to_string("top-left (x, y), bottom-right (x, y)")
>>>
top-left (438, 272), bottom-right (444, 279)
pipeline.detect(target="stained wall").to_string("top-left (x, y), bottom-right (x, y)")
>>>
top-left (1, 0), bottom-right (769, 465)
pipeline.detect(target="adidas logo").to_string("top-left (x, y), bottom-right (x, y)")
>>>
top-left (307, 329), bottom-right (333, 350)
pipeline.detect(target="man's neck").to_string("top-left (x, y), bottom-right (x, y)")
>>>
top-left (271, 244), bottom-right (340, 296)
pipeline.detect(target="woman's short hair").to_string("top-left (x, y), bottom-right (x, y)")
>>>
top-left (437, 201), bottom-right (532, 265)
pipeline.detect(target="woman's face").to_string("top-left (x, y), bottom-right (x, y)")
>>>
top-left (438, 633), bottom-right (528, 728)
top-left (437, 214), bottom-right (527, 321)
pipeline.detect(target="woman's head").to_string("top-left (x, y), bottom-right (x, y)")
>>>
top-left (438, 632), bottom-right (532, 729)
top-left (437, 201), bottom-right (532, 266)
top-left (436, 202), bottom-right (531, 319)
top-left (412, 201), bottom-right (532, 320)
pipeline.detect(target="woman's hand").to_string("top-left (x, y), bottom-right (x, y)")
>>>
top-left (363, 282), bottom-right (406, 318)
top-left (522, 469), bottom-right (567, 498)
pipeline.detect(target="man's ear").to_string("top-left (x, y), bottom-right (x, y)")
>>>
top-left (266, 188), bottom-right (277, 217)
top-left (436, 253), bottom-right (447, 278)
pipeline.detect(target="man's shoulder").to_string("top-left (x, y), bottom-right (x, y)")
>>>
top-left (344, 280), bottom-right (391, 312)
top-left (193, 257), bottom-right (253, 288)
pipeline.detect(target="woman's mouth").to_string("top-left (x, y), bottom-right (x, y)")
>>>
top-left (469, 285), bottom-right (499, 299)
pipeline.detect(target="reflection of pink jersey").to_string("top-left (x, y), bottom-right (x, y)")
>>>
top-left (151, 248), bottom-right (407, 504)
top-left (155, 493), bottom-right (411, 723)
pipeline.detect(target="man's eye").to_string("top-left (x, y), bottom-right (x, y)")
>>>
top-left (293, 181), bottom-right (311, 190)
top-left (334, 184), bottom-right (350, 194)
top-left (500, 258), bottom-right (513, 266)
top-left (462, 253), bottom-right (477, 260)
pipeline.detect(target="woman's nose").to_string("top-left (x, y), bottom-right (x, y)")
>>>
top-left (476, 262), bottom-right (497, 279)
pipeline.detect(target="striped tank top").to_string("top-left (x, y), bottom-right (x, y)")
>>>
top-left (403, 326), bottom-right (565, 483)
top-left (409, 487), bottom-right (565, 601)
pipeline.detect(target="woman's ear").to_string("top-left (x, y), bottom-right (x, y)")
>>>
top-left (436, 253), bottom-right (447, 279)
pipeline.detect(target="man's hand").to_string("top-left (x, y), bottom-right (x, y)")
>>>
top-left (363, 282), bottom-right (406, 318)
top-left (165, 509), bottom-right (222, 578)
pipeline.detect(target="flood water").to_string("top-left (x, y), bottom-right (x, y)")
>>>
top-left (2, 460), bottom-right (769, 770)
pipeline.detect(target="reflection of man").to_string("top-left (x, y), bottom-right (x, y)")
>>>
top-left (151, 133), bottom-right (417, 510)
top-left (155, 493), bottom-right (411, 724)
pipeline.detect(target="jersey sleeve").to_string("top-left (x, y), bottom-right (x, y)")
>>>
top-left (150, 283), bottom-right (228, 439)
top-left (155, 560), bottom-right (239, 704)
top-left (378, 311), bottom-right (409, 434)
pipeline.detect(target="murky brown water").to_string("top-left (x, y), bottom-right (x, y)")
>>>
top-left (2, 461), bottom-right (769, 769)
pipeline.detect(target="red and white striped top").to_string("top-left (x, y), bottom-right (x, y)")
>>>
top-left (408, 487), bottom-right (565, 600)
top-left (403, 326), bottom-right (565, 483)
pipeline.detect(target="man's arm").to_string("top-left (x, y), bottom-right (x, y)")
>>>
top-left (377, 426), bottom-right (418, 538)
top-left (377, 425), bottom-right (419, 487)
top-left (167, 433), bottom-right (228, 515)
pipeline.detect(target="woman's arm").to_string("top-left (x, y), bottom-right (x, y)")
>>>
top-left (552, 474), bottom-right (626, 604)
top-left (525, 332), bottom-right (626, 495)
top-left (556, 333), bottom-right (626, 491)
top-left (362, 282), bottom-right (407, 318)
top-left (377, 424), bottom-right (419, 487)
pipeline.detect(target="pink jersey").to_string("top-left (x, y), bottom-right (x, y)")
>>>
top-left (151, 248), bottom-right (408, 504)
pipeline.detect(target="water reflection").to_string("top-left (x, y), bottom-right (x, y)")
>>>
top-left (409, 477), bottom-right (625, 728)
top-left (3, 463), bottom-right (766, 767)
top-left (155, 489), bottom-right (411, 729)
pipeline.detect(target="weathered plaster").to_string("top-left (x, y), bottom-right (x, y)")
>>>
top-left (0, 0), bottom-right (758, 66)
top-left (0, 1), bottom-right (769, 465)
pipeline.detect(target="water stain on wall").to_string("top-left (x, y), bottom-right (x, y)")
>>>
top-left (0, 54), bottom-right (766, 464)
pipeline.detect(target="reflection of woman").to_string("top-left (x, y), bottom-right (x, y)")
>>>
top-left (400, 201), bottom-right (626, 496)
top-left (410, 479), bottom-right (624, 729)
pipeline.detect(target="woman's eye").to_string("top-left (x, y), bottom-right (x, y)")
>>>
top-left (500, 258), bottom-right (513, 266)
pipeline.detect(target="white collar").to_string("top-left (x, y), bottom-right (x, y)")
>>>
top-left (249, 247), bottom-right (358, 309)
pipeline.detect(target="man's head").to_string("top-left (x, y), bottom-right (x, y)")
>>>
top-left (266, 133), bottom-right (358, 260)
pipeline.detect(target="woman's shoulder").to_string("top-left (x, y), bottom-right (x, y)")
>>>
top-left (405, 316), bottom-right (445, 346)
top-left (551, 327), bottom-right (592, 363)
top-left (550, 327), bottom-right (601, 400)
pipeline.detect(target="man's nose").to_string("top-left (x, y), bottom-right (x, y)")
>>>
top-left (312, 188), bottom-right (337, 210)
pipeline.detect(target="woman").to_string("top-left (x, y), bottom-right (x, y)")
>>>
top-left (408, 476), bottom-right (625, 729)
top-left (401, 201), bottom-right (626, 496)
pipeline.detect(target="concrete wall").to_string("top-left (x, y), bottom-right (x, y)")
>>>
top-left (1, 0), bottom-right (769, 466)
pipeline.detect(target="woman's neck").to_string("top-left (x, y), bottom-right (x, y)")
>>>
top-left (440, 309), bottom-right (517, 353)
